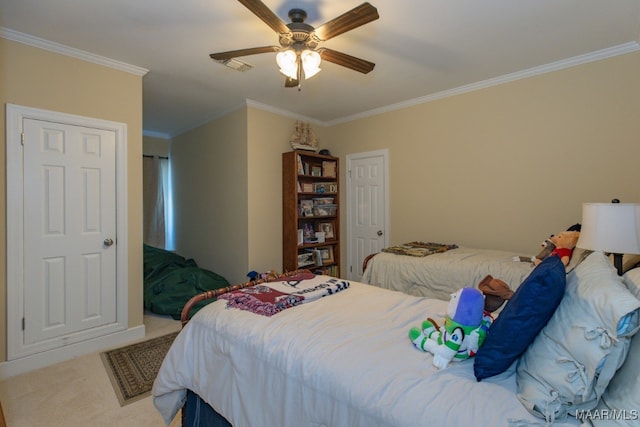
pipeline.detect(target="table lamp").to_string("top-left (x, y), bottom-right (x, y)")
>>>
top-left (576, 200), bottom-right (640, 275)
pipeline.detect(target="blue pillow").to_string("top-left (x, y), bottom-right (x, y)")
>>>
top-left (474, 255), bottom-right (566, 381)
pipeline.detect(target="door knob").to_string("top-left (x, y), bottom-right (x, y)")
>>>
top-left (377, 230), bottom-right (383, 236)
top-left (104, 238), bottom-right (114, 247)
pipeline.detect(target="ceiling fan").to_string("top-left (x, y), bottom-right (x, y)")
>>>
top-left (210, 0), bottom-right (379, 89)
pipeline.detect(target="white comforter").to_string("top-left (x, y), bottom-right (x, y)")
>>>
top-left (362, 247), bottom-right (534, 301)
top-left (153, 278), bottom-right (578, 427)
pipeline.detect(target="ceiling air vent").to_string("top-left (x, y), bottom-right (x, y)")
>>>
top-left (220, 58), bottom-right (253, 72)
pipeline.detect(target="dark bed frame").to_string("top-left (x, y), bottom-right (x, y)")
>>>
top-left (177, 269), bottom-right (311, 427)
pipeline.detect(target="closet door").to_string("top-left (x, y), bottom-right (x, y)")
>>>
top-left (6, 104), bottom-right (129, 363)
top-left (22, 118), bottom-right (118, 345)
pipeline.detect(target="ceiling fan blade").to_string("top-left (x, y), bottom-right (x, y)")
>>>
top-left (318, 48), bottom-right (375, 74)
top-left (210, 46), bottom-right (279, 61)
top-left (237, 0), bottom-right (290, 34)
top-left (313, 2), bottom-right (379, 41)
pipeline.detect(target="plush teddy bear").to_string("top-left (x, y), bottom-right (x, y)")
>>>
top-left (408, 287), bottom-right (491, 369)
top-left (533, 230), bottom-right (580, 267)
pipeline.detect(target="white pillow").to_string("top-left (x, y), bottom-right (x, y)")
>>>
top-left (588, 330), bottom-right (640, 426)
top-left (622, 267), bottom-right (640, 299)
top-left (585, 267), bottom-right (640, 426)
top-left (516, 251), bottom-right (640, 422)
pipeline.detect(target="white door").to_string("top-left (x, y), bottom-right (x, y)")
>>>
top-left (346, 150), bottom-right (389, 281)
top-left (6, 104), bottom-right (129, 363)
top-left (22, 118), bottom-right (117, 344)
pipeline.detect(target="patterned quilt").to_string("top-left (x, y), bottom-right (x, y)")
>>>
top-left (382, 241), bottom-right (458, 257)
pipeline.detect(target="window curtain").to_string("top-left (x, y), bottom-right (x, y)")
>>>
top-left (143, 156), bottom-right (166, 248)
top-left (160, 157), bottom-right (174, 250)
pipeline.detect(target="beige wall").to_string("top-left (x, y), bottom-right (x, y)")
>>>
top-left (246, 108), bottom-right (296, 276)
top-left (171, 108), bottom-right (251, 283)
top-left (143, 135), bottom-right (170, 157)
top-left (0, 38), bottom-right (144, 362)
top-left (326, 51), bottom-right (640, 266)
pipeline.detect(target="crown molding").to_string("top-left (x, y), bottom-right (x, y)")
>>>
top-left (0, 27), bottom-right (148, 76)
top-left (327, 41), bottom-right (640, 126)
top-left (166, 99), bottom-right (323, 139)
top-left (142, 130), bottom-right (172, 140)
top-left (245, 99), bottom-right (324, 126)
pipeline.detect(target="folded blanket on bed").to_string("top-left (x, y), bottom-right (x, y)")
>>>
top-left (218, 274), bottom-right (350, 316)
top-left (382, 241), bottom-right (458, 257)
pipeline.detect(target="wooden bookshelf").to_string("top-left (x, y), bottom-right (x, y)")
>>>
top-left (282, 150), bottom-right (340, 276)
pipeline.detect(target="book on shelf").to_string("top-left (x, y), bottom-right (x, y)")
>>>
top-left (313, 249), bottom-right (323, 266)
top-left (296, 154), bottom-right (304, 175)
top-left (312, 264), bottom-right (339, 277)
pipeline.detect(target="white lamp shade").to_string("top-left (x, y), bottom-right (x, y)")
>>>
top-left (301, 50), bottom-right (321, 79)
top-left (276, 50), bottom-right (297, 79)
top-left (577, 202), bottom-right (640, 254)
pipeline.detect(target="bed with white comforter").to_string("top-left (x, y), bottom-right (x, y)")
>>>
top-left (153, 276), bottom-right (579, 427)
top-left (362, 246), bottom-right (534, 300)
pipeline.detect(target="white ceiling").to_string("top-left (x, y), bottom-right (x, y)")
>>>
top-left (1, 0), bottom-right (639, 138)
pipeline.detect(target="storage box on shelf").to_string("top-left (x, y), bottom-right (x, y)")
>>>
top-left (283, 150), bottom-right (340, 277)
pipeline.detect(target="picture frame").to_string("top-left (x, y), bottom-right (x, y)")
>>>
top-left (322, 161), bottom-right (337, 178)
top-left (311, 165), bottom-right (322, 177)
top-left (300, 200), bottom-right (314, 216)
top-left (317, 221), bottom-right (335, 240)
top-left (301, 221), bottom-right (315, 240)
top-left (317, 246), bottom-right (334, 264)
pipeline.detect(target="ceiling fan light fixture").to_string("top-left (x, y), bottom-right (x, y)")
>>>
top-left (210, 2), bottom-right (378, 88)
top-left (301, 49), bottom-right (321, 79)
top-left (276, 49), bottom-right (298, 79)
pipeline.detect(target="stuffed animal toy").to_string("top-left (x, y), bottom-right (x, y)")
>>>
top-left (408, 287), bottom-right (491, 369)
top-left (533, 230), bottom-right (580, 267)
